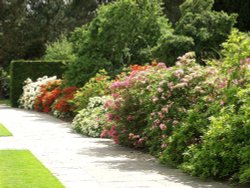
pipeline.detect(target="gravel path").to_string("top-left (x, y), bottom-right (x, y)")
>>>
top-left (0, 104), bottom-right (241, 188)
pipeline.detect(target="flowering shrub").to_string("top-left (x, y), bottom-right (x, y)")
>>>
top-left (102, 61), bottom-right (168, 146)
top-left (34, 79), bottom-right (62, 113)
top-left (72, 70), bottom-right (111, 111)
top-left (178, 54), bottom-right (250, 181)
top-left (103, 53), bottom-right (221, 151)
top-left (52, 86), bottom-right (78, 118)
top-left (19, 76), bottom-right (58, 110)
top-left (145, 53), bottom-right (225, 156)
top-left (164, 30), bottom-right (250, 182)
top-left (72, 96), bottom-right (111, 137)
top-left (181, 84), bottom-right (250, 182)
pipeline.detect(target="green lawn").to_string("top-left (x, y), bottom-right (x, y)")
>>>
top-left (0, 99), bottom-right (10, 106)
top-left (0, 123), bottom-right (12, 136)
top-left (0, 150), bottom-right (64, 188)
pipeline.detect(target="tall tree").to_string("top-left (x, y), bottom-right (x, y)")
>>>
top-left (0, 0), bottom-right (108, 68)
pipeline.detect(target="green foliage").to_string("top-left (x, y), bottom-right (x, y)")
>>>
top-left (65, 0), bottom-right (177, 86)
top-left (219, 29), bottom-right (250, 73)
top-left (44, 35), bottom-right (76, 62)
top-left (177, 34), bottom-right (250, 182)
top-left (160, 100), bottom-right (221, 166)
top-left (181, 85), bottom-right (250, 182)
top-left (72, 96), bottom-right (111, 137)
top-left (175, 0), bottom-right (237, 62)
top-left (10, 60), bottom-right (65, 107)
top-left (152, 34), bottom-right (194, 65)
top-left (64, 55), bottom-right (111, 87)
top-left (180, 0), bottom-right (214, 14)
top-left (162, 0), bottom-right (184, 23)
top-left (72, 70), bottom-right (111, 111)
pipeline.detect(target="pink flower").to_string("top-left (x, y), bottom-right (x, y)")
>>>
top-left (158, 111), bottom-right (164, 119)
top-left (122, 129), bottom-right (127, 134)
top-left (154, 119), bottom-right (160, 125)
top-left (152, 97), bottom-right (159, 103)
top-left (174, 69), bottom-right (184, 78)
top-left (100, 129), bottom-right (109, 138)
top-left (127, 115), bottom-right (134, 121)
top-left (104, 100), bottom-right (113, 108)
top-left (162, 107), bottom-right (169, 113)
top-left (161, 143), bottom-right (168, 148)
top-left (157, 62), bottom-right (167, 69)
top-left (138, 138), bottom-right (145, 144)
top-left (168, 82), bottom-right (174, 90)
top-left (159, 124), bottom-right (167, 130)
top-left (107, 113), bottom-right (113, 121)
top-left (220, 100), bottom-right (225, 106)
top-left (157, 87), bottom-right (163, 93)
top-left (112, 93), bottom-right (119, 98)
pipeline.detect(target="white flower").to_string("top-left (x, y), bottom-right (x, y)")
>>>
top-left (19, 76), bottom-right (58, 110)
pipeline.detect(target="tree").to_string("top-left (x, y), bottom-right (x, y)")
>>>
top-left (65, 0), bottom-right (172, 86)
top-left (162, 0), bottom-right (184, 23)
top-left (0, 0), bottom-right (108, 68)
top-left (175, 0), bottom-right (237, 62)
top-left (213, 0), bottom-right (250, 31)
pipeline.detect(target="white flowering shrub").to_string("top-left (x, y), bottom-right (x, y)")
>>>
top-left (72, 96), bottom-right (111, 137)
top-left (19, 76), bottom-right (57, 110)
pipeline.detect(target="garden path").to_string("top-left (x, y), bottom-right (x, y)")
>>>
top-left (0, 104), bottom-right (243, 188)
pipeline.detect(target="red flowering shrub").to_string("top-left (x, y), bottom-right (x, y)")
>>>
top-left (34, 80), bottom-right (62, 112)
top-left (52, 86), bottom-right (78, 118)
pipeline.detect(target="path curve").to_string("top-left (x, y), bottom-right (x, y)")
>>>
top-left (0, 105), bottom-right (241, 188)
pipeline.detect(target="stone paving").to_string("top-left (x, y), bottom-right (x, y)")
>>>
top-left (0, 104), bottom-right (245, 188)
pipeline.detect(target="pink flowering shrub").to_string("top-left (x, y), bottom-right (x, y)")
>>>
top-left (102, 63), bottom-right (166, 146)
top-left (102, 52), bottom-right (225, 154)
top-left (144, 53), bottom-right (226, 155)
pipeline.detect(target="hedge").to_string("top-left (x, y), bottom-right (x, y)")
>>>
top-left (10, 60), bottom-right (66, 107)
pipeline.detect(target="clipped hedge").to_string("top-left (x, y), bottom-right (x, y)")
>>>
top-left (10, 60), bottom-right (66, 107)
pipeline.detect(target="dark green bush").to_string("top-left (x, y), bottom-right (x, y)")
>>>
top-left (10, 60), bottom-right (66, 107)
top-left (175, 0), bottom-right (237, 62)
top-left (152, 34), bottom-right (194, 66)
top-left (0, 67), bottom-right (10, 99)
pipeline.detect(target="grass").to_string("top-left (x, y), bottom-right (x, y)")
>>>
top-left (0, 99), bottom-right (11, 106)
top-left (0, 150), bottom-right (64, 188)
top-left (0, 123), bottom-right (12, 136)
